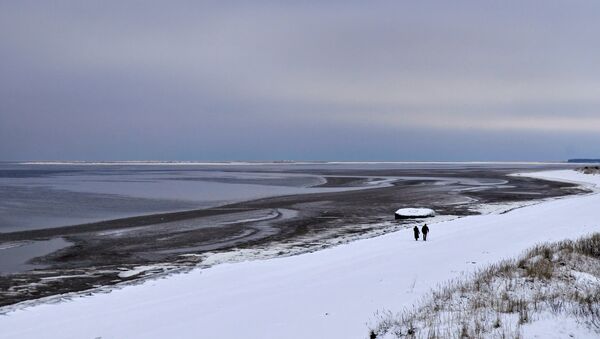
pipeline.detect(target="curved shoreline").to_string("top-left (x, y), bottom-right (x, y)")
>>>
top-left (0, 174), bottom-right (393, 241)
top-left (0, 170), bottom-right (598, 338)
top-left (0, 166), bottom-right (585, 308)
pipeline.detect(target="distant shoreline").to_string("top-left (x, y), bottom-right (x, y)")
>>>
top-left (13, 160), bottom-right (581, 166)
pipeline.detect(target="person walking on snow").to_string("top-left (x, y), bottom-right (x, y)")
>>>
top-left (413, 225), bottom-right (420, 241)
top-left (422, 224), bottom-right (429, 241)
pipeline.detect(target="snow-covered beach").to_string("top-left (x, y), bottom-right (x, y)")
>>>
top-left (1, 170), bottom-right (599, 338)
top-left (3, 162), bottom-right (576, 306)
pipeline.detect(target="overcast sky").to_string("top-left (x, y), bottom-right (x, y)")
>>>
top-left (1, 1), bottom-right (599, 161)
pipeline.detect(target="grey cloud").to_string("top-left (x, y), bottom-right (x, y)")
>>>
top-left (1, 1), bottom-right (599, 160)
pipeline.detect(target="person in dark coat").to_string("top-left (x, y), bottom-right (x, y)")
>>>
top-left (413, 225), bottom-right (420, 241)
top-left (422, 224), bottom-right (429, 241)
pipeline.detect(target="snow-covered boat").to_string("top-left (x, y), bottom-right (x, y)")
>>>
top-left (394, 207), bottom-right (435, 219)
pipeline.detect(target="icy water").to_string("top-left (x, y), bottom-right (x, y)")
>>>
top-left (0, 163), bottom-right (340, 232)
top-left (0, 238), bottom-right (71, 275)
top-left (0, 161), bottom-right (569, 233)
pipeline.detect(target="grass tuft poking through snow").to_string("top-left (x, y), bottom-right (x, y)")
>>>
top-left (371, 233), bottom-right (600, 339)
top-left (577, 166), bottom-right (600, 175)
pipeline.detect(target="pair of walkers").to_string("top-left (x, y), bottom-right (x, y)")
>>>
top-left (413, 224), bottom-right (429, 241)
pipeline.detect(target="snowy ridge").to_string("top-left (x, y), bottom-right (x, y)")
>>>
top-left (0, 170), bottom-right (599, 339)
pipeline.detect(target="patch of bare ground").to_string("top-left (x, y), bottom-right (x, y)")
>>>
top-left (370, 233), bottom-right (600, 338)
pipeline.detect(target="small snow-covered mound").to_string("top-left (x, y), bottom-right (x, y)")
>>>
top-left (394, 208), bottom-right (435, 219)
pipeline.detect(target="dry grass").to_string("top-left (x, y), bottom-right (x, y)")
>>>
top-left (370, 233), bottom-right (600, 338)
top-left (577, 166), bottom-right (600, 175)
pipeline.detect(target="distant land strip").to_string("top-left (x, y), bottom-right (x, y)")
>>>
top-left (567, 159), bottom-right (600, 163)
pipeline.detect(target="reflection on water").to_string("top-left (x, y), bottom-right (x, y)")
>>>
top-left (0, 238), bottom-right (71, 275)
top-left (0, 164), bottom-right (330, 232)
